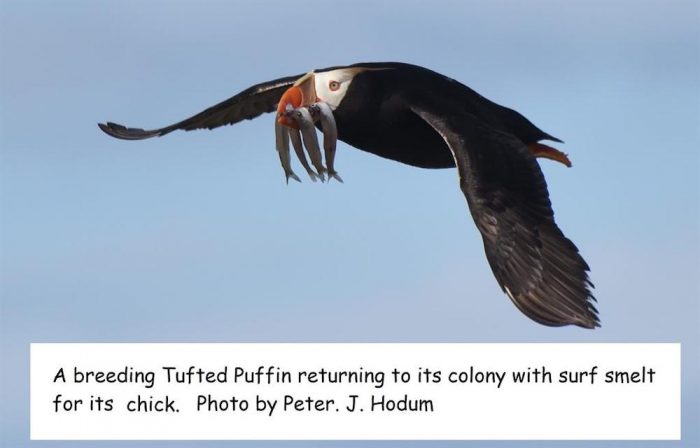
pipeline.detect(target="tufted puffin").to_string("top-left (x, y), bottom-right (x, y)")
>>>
top-left (99, 62), bottom-right (599, 328)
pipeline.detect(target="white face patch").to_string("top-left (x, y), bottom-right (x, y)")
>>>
top-left (313, 69), bottom-right (359, 110)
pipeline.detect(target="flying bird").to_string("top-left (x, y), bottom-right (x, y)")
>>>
top-left (98, 62), bottom-right (599, 328)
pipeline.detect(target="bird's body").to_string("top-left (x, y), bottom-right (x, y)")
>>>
top-left (328, 63), bottom-right (558, 168)
top-left (99, 62), bottom-right (598, 328)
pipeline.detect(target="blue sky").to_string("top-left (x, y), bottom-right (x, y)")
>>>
top-left (1, 0), bottom-right (698, 446)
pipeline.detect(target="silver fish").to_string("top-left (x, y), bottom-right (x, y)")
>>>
top-left (274, 120), bottom-right (300, 183)
top-left (289, 127), bottom-right (322, 182)
top-left (293, 107), bottom-right (326, 181)
top-left (315, 102), bottom-right (342, 183)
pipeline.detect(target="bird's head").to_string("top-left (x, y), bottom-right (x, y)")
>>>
top-left (276, 68), bottom-right (363, 129)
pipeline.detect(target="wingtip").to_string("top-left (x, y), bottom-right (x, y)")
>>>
top-left (579, 320), bottom-right (601, 330)
top-left (97, 121), bottom-right (128, 139)
top-left (574, 293), bottom-right (601, 329)
top-left (575, 313), bottom-right (601, 329)
top-left (97, 121), bottom-right (164, 140)
top-left (97, 122), bottom-right (112, 135)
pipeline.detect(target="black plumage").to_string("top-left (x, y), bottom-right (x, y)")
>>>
top-left (98, 74), bottom-right (302, 139)
top-left (99, 62), bottom-right (599, 328)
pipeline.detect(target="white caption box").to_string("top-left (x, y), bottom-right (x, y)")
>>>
top-left (30, 343), bottom-right (680, 440)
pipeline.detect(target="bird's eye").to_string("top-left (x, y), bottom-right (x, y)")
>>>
top-left (329, 81), bottom-right (341, 91)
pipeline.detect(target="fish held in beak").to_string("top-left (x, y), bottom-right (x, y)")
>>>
top-left (276, 72), bottom-right (317, 129)
top-left (293, 107), bottom-right (326, 181)
top-left (274, 119), bottom-right (300, 184)
top-left (273, 71), bottom-right (341, 184)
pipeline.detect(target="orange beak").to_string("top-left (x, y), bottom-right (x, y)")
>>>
top-left (277, 72), bottom-right (317, 130)
top-left (276, 86), bottom-right (303, 129)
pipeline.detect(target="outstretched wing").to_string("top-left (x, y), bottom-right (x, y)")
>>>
top-left (98, 73), bottom-right (302, 140)
top-left (412, 106), bottom-right (599, 328)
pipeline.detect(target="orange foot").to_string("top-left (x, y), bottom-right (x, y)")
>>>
top-left (528, 143), bottom-right (572, 167)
